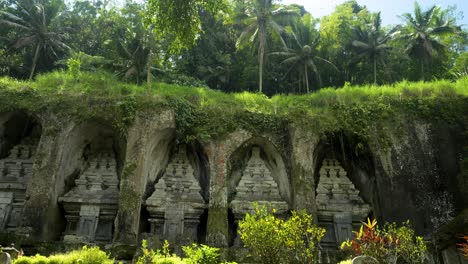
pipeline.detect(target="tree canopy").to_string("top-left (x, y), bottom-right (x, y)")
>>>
top-left (0, 0), bottom-right (466, 94)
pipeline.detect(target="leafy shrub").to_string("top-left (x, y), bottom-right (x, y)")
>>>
top-left (340, 219), bottom-right (427, 264)
top-left (14, 246), bottom-right (113, 264)
top-left (136, 240), bottom-right (235, 264)
top-left (458, 236), bottom-right (468, 259)
top-left (182, 244), bottom-right (220, 264)
top-left (238, 204), bottom-right (325, 264)
top-left (337, 260), bottom-right (352, 264)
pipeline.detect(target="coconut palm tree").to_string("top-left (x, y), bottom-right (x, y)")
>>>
top-left (0, 0), bottom-right (69, 79)
top-left (114, 38), bottom-right (150, 85)
top-left (351, 12), bottom-right (397, 84)
top-left (271, 14), bottom-right (336, 93)
top-left (398, 2), bottom-right (460, 80)
top-left (236, 0), bottom-right (299, 93)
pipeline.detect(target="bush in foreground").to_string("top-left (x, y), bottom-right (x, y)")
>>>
top-left (14, 246), bottom-right (113, 264)
top-left (340, 218), bottom-right (427, 264)
top-left (136, 240), bottom-right (236, 264)
top-left (238, 204), bottom-right (325, 264)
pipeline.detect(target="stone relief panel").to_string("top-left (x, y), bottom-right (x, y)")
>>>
top-left (59, 147), bottom-right (119, 243)
top-left (230, 147), bottom-right (288, 218)
top-left (145, 144), bottom-right (206, 244)
top-left (0, 137), bottom-right (37, 231)
top-left (315, 159), bottom-right (371, 247)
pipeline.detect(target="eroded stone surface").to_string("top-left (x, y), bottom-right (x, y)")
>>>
top-left (59, 148), bottom-right (119, 243)
top-left (316, 159), bottom-right (370, 217)
top-left (316, 159), bottom-right (370, 247)
top-left (0, 138), bottom-right (36, 231)
top-left (230, 147), bottom-right (288, 217)
top-left (145, 144), bottom-right (205, 244)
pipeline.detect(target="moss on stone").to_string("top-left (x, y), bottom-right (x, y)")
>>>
top-left (206, 207), bottom-right (229, 246)
top-left (0, 72), bottom-right (466, 144)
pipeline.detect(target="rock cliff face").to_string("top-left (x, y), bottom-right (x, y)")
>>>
top-left (0, 108), bottom-right (465, 262)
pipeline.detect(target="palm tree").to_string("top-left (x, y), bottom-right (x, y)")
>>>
top-left (351, 12), bottom-right (397, 84)
top-left (114, 38), bottom-right (150, 85)
top-left (271, 14), bottom-right (336, 93)
top-left (398, 2), bottom-right (460, 80)
top-left (0, 0), bottom-right (69, 79)
top-left (236, 0), bottom-right (298, 93)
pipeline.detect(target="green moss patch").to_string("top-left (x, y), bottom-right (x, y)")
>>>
top-left (0, 71), bottom-right (466, 142)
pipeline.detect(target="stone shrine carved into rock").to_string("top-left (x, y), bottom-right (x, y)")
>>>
top-left (316, 159), bottom-right (371, 247)
top-left (0, 138), bottom-right (36, 231)
top-left (145, 145), bottom-right (205, 244)
top-left (59, 148), bottom-right (119, 243)
top-left (230, 146), bottom-right (288, 219)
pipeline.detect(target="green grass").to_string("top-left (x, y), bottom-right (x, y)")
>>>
top-left (0, 70), bottom-right (466, 143)
top-left (14, 246), bottom-right (114, 264)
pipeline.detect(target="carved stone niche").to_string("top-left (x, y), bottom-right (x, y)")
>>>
top-left (316, 159), bottom-right (371, 248)
top-left (58, 148), bottom-right (119, 243)
top-left (230, 147), bottom-right (288, 232)
top-left (0, 137), bottom-right (37, 231)
top-left (145, 145), bottom-right (206, 245)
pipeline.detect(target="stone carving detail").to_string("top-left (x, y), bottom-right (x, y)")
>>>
top-left (59, 150), bottom-right (119, 243)
top-left (230, 147), bottom-right (288, 217)
top-left (0, 139), bottom-right (36, 231)
top-left (145, 145), bottom-right (205, 244)
top-left (316, 159), bottom-right (370, 247)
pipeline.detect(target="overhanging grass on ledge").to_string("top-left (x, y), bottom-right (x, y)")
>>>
top-left (0, 70), bottom-right (467, 142)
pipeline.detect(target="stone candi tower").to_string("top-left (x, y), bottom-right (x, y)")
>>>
top-left (315, 159), bottom-right (371, 247)
top-left (0, 138), bottom-right (36, 231)
top-left (230, 147), bottom-right (288, 218)
top-left (145, 145), bottom-right (205, 244)
top-left (59, 149), bottom-right (119, 243)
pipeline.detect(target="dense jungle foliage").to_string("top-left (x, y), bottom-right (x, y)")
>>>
top-left (0, 0), bottom-right (467, 96)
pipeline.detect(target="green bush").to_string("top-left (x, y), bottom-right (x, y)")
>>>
top-left (136, 240), bottom-right (235, 264)
top-left (340, 219), bottom-right (427, 264)
top-left (182, 244), bottom-right (222, 264)
top-left (238, 204), bottom-right (325, 264)
top-left (14, 246), bottom-right (113, 264)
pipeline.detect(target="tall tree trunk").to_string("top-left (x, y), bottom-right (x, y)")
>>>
top-left (147, 50), bottom-right (152, 87)
top-left (258, 27), bottom-right (266, 93)
top-left (373, 57), bottom-right (377, 84)
top-left (29, 44), bottom-right (40, 80)
top-left (317, 68), bottom-right (322, 89)
top-left (304, 64), bottom-right (309, 93)
top-left (420, 60), bottom-right (425, 81)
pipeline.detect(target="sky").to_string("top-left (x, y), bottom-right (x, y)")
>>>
top-left (281, 0), bottom-right (468, 27)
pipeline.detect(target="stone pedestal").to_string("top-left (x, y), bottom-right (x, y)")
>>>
top-left (0, 139), bottom-right (36, 231)
top-left (316, 159), bottom-right (370, 248)
top-left (59, 151), bottom-right (119, 243)
top-left (145, 145), bottom-right (206, 245)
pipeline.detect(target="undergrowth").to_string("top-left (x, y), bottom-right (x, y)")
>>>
top-left (13, 246), bottom-right (114, 264)
top-left (0, 71), bottom-right (466, 142)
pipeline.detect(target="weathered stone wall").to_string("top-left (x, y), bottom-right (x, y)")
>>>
top-left (0, 109), bottom-right (465, 262)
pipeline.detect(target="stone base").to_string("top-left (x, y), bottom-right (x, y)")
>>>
top-left (63, 235), bottom-right (89, 244)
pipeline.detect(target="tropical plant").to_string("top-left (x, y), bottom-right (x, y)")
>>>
top-left (272, 14), bottom-right (336, 93)
top-left (236, 0), bottom-right (299, 93)
top-left (398, 2), bottom-right (460, 80)
top-left (145, 0), bottom-right (227, 53)
top-left (351, 12), bottom-right (397, 84)
top-left (238, 203), bottom-right (325, 264)
top-left (111, 3), bottom-right (158, 85)
top-left (458, 235), bottom-right (468, 259)
top-left (341, 218), bottom-right (427, 264)
top-left (136, 240), bottom-right (235, 264)
top-left (0, 0), bottom-right (69, 79)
